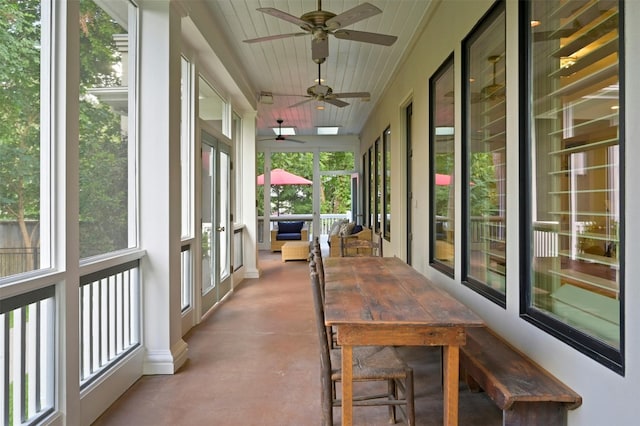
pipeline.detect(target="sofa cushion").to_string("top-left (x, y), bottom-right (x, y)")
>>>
top-left (278, 221), bottom-right (304, 234)
top-left (277, 232), bottom-right (302, 241)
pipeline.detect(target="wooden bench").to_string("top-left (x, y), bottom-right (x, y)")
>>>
top-left (460, 327), bottom-right (582, 426)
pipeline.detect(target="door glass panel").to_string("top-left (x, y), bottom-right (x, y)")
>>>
top-left (218, 149), bottom-right (230, 282)
top-left (201, 143), bottom-right (214, 296)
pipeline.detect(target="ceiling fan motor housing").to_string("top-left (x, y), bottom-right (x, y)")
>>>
top-left (300, 10), bottom-right (336, 29)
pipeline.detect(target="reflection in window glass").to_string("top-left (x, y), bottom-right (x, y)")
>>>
top-left (463, 1), bottom-right (506, 302)
top-left (524, 0), bottom-right (622, 366)
top-left (430, 55), bottom-right (455, 272)
top-left (383, 128), bottom-right (391, 241)
top-left (0, 0), bottom-right (46, 277)
top-left (376, 139), bottom-right (383, 233)
top-left (199, 76), bottom-right (226, 134)
top-left (78, 0), bottom-right (137, 259)
top-left (181, 56), bottom-right (193, 239)
top-left (369, 147), bottom-right (375, 229)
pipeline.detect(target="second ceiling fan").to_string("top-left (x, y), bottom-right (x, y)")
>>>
top-left (285, 63), bottom-right (371, 109)
top-left (244, 0), bottom-right (397, 64)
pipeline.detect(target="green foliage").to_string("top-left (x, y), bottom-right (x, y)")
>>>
top-left (469, 152), bottom-right (499, 216)
top-left (256, 151), bottom-right (354, 216)
top-left (0, 0), bottom-right (41, 224)
top-left (0, 0), bottom-right (129, 258)
top-left (77, 0), bottom-right (129, 257)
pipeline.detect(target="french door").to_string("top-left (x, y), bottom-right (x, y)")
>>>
top-left (201, 129), bottom-right (231, 313)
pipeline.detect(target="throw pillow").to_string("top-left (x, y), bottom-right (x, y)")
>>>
top-left (339, 222), bottom-right (355, 236)
top-left (329, 219), bottom-right (348, 236)
top-left (352, 225), bottom-right (363, 234)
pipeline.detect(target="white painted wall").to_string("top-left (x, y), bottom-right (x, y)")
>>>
top-left (360, 0), bottom-right (638, 424)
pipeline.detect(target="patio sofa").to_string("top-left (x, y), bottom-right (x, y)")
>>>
top-left (328, 222), bottom-right (372, 257)
top-left (270, 221), bottom-right (308, 251)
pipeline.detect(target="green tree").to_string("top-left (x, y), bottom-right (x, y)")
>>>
top-left (256, 151), bottom-right (354, 216)
top-left (78, 0), bottom-right (129, 257)
top-left (0, 0), bottom-right (42, 260)
top-left (0, 0), bottom-right (129, 264)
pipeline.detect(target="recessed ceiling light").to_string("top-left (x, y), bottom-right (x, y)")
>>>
top-left (530, 20), bottom-right (541, 27)
top-left (272, 126), bottom-right (296, 135)
top-left (317, 126), bottom-right (340, 135)
top-left (435, 126), bottom-right (454, 136)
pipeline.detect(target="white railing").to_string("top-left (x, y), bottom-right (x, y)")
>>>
top-left (1, 286), bottom-right (56, 425)
top-left (79, 260), bottom-right (141, 388)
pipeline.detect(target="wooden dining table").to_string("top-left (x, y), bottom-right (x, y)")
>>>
top-left (323, 256), bottom-right (484, 425)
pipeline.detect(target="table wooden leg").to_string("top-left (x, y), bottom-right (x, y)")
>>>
top-left (443, 345), bottom-right (459, 426)
top-left (341, 344), bottom-right (353, 425)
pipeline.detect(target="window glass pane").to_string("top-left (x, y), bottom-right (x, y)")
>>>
top-left (181, 56), bottom-right (193, 238)
top-left (79, 0), bottom-right (137, 258)
top-left (319, 151), bottom-right (355, 227)
top-left (199, 76), bottom-right (226, 134)
top-left (383, 128), bottom-right (391, 241)
top-left (1, 0), bottom-right (48, 278)
top-left (526, 0), bottom-right (622, 353)
top-left (368, 147), bottom-right (375, 228)
top-left (376, 139), bottom-right (382, 233)
top-left (256, 152), bottom-right (265, 243)
top-left (430, 55), bottom-right (455, 271)
top-left (464, 2), bottom-right (506, 299)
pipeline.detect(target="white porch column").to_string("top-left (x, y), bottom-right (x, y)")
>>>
top-left (241, 111), bottom-right (260, 278)
top-left (139, 0), bottom-right (187, 374)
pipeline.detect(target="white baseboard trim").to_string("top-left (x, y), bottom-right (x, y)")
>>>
top-left (143, 338), bottom-right (189, 374)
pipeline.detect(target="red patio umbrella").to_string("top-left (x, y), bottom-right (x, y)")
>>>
top-left (257, 168), bottom-right (312, 185)
top-left (435, 173), bottom-right (452, 185)
top-left (435, 173), bottom-right (474, 186)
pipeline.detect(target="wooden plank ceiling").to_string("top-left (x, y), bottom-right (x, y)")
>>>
top-left (202, 0), bottom-right (433, 138)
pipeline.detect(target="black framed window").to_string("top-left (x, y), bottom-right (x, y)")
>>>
top-left (429, 53), bottom-right (455, 275)
top-left (383, 127), bottom-right (391, 241)
top-left (462, 0), bottom-right (507, 306)
top-left (368, 146), bottom-right (375, 229)
top-left (362, 152), bottom-right (368, 227)
top-left (520, 0), bottom-right (624, 373)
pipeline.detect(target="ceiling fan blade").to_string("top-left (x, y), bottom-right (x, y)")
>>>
top-left (244, 32), bottom-right (307, 43)
top-left (312, 37), bottom-right (329, 62)
top-left (333, 29), bottom-right (397, 46)
top-left (285, 138), bottom-right (306, 144)
top-left (288, 98), bottom-right (313, 108)
top-left (325, 3), bottom-right (382, 30)
top-left (324, 98), bottom-right (350, 108)
top-left (333, 91), bottom-right (371, 99)
top-left (256, 7), bottom-right (312, 30)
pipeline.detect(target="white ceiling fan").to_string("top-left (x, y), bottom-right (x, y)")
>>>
top-left (259, 119), bottom-right (306, 143)
top-left (243, 0), bottom-right (397, 64)
top-left (280, 63), bottom-right (370, 108)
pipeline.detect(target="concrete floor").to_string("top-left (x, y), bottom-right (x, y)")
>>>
top-left (93, 251), bottom-right (501, 425)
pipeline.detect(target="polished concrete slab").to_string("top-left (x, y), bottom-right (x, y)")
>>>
top-left (93, 251), bottom-right (501, 425)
